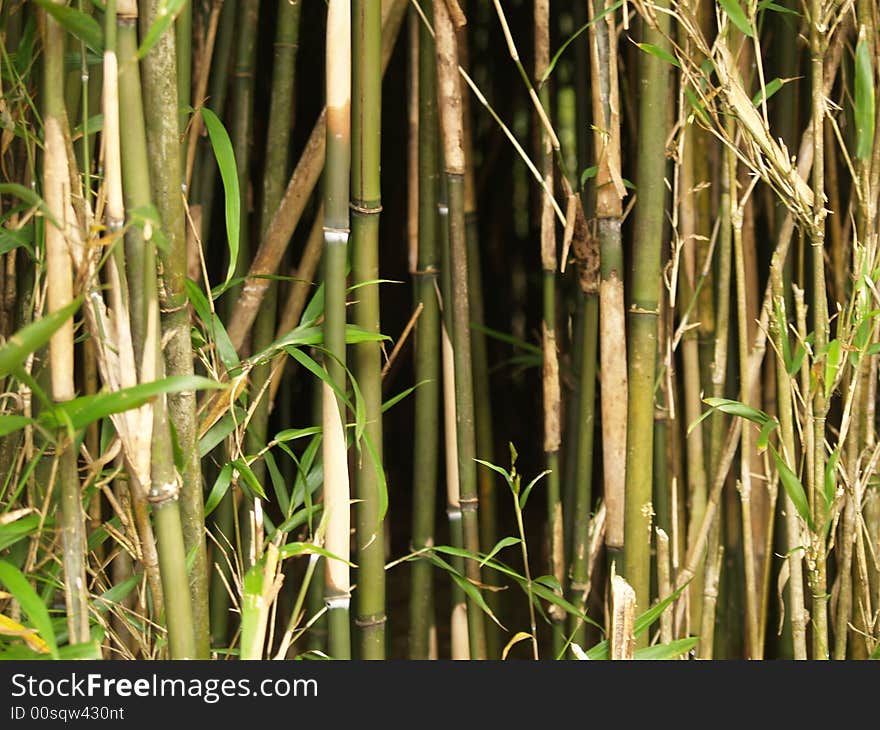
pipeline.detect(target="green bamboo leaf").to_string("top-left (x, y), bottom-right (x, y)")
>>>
top-left (40, 375), bottom-right (224, 431)
top-left (0, 297), bottom-right (80, 379)
top-left (381, 380), bottom-right (429, 414)
top-left (273, 426), bottom-right (322, 444)
top-left (57, 640), bottom-right (102, 659)
top-left (185, 279), bottom-right (239, 369)
top-left (635, 636), bottom-right (698, 660)
top-left (824, 449), bottom-right (839, 514)
top-left (279, 541), bottom-right (352, 564)
top-left (757, 0), bottom-right (800, 16)
top-left (479, 536), bottom-right (521, 568)
top-left (201, 108), bottom-right (240, 295)
top-left (751, 77), bottom-right (784, 107)
top-left (95, 573), bottom-right (140, 613)
top-left (0, 225), bottom-right (35, 257)
top-left (427, 553), bottom-right (505, 630)
top-left (0, 513), bottom-right (42, 552)
top-left (198, 410), bottom-right (242, 458)
top-left (756, 418), bottom-right (778, 451)
top-left (276, 503), bottom-right (322, 534)
top-left (684, 88), bottom-right (711, 127)
top-left (824, 339), bottom-right (841, 400)
top-left (137, 0), bottom-right (187, 59)
top-left (0, 559), bottom-right (58, 659)
top-left (0, 415), bottom-right (31, 438)
top-left (233, 458), bottom-right (267, 500)
top-left (519, 469), bottom-right (550, 510)
top-left (702, 397), bottom-right (771, 426)
top-left (635, 42), bottom-right (679, 68)
top-left (475, 458), bottom-right (513, 491)
top-left (855, 33), bottom-right (875, 160)
top-left (719, 0), bottom-right (754, 37)
top-left (771, 445), bottom-right (813, 530)
top-left (32, 0), bottom-right (103, 52)
top-left (204, 463), bottom-right (233, 518)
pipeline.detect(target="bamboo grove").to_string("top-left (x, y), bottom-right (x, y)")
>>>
top-left (1, 0), bottom-right (880, 661)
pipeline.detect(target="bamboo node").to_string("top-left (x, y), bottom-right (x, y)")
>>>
top-left (350, 201), bottom-right (383, 215)
top-left (629, 305), bottom-right (659, 316)
top-left (411, 265), bottom-right (439, 277)
top-left (147, 480), bottom-right (179, 504)
top-left (458, 495), bottom-right (479, 512)
top-left (354, 612), bottom-right (387, 628)
top-left (324, 595), bottom-right (351, 610)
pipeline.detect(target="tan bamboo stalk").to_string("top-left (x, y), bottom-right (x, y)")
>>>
top-left (588, 0), bottom-right (627, 559)
top-left (42, 2), bottom-right (89, 645)
top-left (322, 0), bottom-right (353, 660)
top-left (433, 0), bottom-right (486, 659)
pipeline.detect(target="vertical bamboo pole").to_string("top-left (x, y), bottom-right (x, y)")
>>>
top-left (117, 4), bottom-right (197, 657)
top-left (623, 2), bottom-right (671, 629)
top-left (808, 0), bottom-right (829, 659)
top-left (351, 0), bottom-right (387, 659)
top-left (432, 0), bottom-right (487, 660)
top-left (139, 0), bottom-right (210, 657)
top-left (42, 1), bottom-right (89, 645)
top-left (590, 0), bottom-right (627, 565)
top-left (323, 0), bottom-right (353, 660)
top-left (534, 0), bottom-right (564, 657)
top-left (409, 1), bottom-right (441, 660)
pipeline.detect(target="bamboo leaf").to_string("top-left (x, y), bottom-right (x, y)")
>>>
top-left (137, 0), bottom-right (187, 59)
top-left (519, 469), bottom-right (550, 510)
top-left (0, 559), bottom-right (58, 659)
top-left (719, 0), bottom-right (754, 37)
top-left (201, 108), bottom-right (240, 295)
top-left (40, 375), bottom-right (224, 431)
top-left (702, 397), bottom-right (771, 426)
top-left (0, 225), bottom-right (35, 257)
top-left (233, 458), bottom-right (268, 500)
top-left (185, 279), bottom-right (239, 369)
top-left (204, 463), bottom-right (233, 518)
top-left (855, 33), bottom-right (875, 160)
top-left (0, 514), bottom-right (42, 552)
top-left (475, 458), bottom-right (513, 491)
top-left (751, 77), bottom-right (784, 107)
top-left (479, 536), bottom-right (521, 568)
top-left (0, 415), bottom-right (31, 438)
top-left (501, 631), bottom-right (533, 659)
top-left (0, 297), bottom-right (80, 379)
top-left (635, 42), bottom-right (679, 68)
top-left (756, 418), bottom-right (778, 451)
top-left (685, 88), bottom-right (711, 127)
top-left (0, 613), bottom-right (50, 653)
top-left (757, 0), bottom-right (800, 16)
top-left (635, 636), bottom-right (698, 660)
top-left (278, 541), bottom-right (352, 564)
top-left (274, 426), bottom-right (322, 444)
top-left (771, 445), bottom-right (814, 530)
top-left (381, 381), bottom-right (429, 414)
top-left (824, 339), bottom-right (841, 400)
top-left (32, 0), bottom-right (103, 52)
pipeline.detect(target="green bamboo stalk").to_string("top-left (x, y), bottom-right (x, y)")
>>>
top-left (42, 0), bottom-right (89, 646)
top-left (323, 0), bottom-right (352, 661)
top-left (408, 1), bottom-right (440, 660)
top-left (223, 0), bottom-right (408, 353)
top-left (432, 0), bottom-right (486, 660)
top-left (138, 0), bottom-right (210, 657)
top-left (534, 0), bottom-right (564, 658)
top-left (459, 2), bottom-right (499, 659)
top-left (623, 3), bottom-right (671, 627)
top-left (567, 288), bottom-right (598, 652)
top-left (175, 0), bottom-right (191, 145)
top-left (808, 0), bottom-right (829, 660)
top-left (116, 7), bottom-right (197, 658)
top-left (351, 0), bottom-right (387, 659)
top-left (248, 0), bottom-right (302, 499)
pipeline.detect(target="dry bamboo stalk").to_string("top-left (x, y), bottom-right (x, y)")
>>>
top-left (610, 573), bottom-right (636, 660)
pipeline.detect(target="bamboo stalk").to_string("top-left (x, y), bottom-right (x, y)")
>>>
top-left (322, 0), bottom-right (353, 661)
top-left (408, 1), bottom-right (441, 659)
top-left (139, 0), bottom-right (210, 657)
top-left (589, 0), bottom-right (627, 560)
top-left (807, 0), bottom-right (829, 660)
top-left (432, 0), bottom-right (486, 660)
top-left (623, 1), bottom-right (671, 627)
top-left (116, 7), bottom-right (197, 658)
top-left (351, 0), bottom-right (387, 659)
top-left (533, 0), bottom-right (564, 657)
top-left (42, 3), bottom-right (89, 645)
top-left (225, 0), bottom-right (408, 353)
